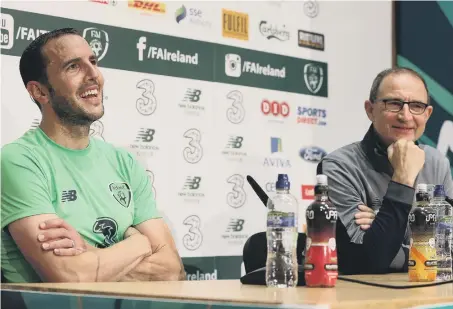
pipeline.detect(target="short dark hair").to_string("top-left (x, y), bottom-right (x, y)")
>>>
top-left (19, 28), bottom-right (82, 110)
top-left (368, 67), bottom-right (430, 104)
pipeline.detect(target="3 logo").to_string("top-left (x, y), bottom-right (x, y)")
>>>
top-left (226, 90), bottom-right (245, 124)
top-left (183, 129), bottom-right (203, 164)
top-left (183, 215), bottom-right (203, 250)
top-left (303, 0), bottom-right (319, 18)
top-left (136, 79), bottom-right (158, 116)
top-left (226, 174), bottom-right (246, 208)
top-left (90, 120), bottom-right (105, 140)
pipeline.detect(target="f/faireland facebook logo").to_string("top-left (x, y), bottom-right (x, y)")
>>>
top-left (137, 36), bottom-right (147, 61)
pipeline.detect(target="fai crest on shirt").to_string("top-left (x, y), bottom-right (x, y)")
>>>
top-left (109, 182), bottom-right (131, 208)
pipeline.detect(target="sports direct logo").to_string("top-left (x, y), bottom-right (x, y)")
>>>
top-left (297, 106), bottom-right (326, 126)
top-left (301, 185), bottom-right (315, 199)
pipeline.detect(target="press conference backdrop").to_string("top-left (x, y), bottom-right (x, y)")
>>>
top-left (395, 1), bottom-right (453, 176)
top-left (1, 0), bottom-right (392, 280)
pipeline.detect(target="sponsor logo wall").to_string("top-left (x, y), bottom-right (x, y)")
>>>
top-left (0, 1), bottom-right (397, 280)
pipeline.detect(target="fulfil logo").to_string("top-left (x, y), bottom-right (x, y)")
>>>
top-left (225, 53), bottom-right (285, 79)
top-left (222, 9), bottom-right (249, 41)
top-left (137, 36), bottom-right (198, 65)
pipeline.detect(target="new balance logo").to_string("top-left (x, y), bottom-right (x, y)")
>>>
top-left (226, 219), bottom-right (245, 232)
top-left (183, 89), bottom-right (202, 103)
top-left (135, 128), bottom-right (155, 142)
top-left (61, 190), bottom-right (77, 202)
top-left (183, 176), bottom-right (201, 190)
top-left (226, 136), bottom-right (243, 149)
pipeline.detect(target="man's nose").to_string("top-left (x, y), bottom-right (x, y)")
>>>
top-left (397, 104), bottom-right (412, 121)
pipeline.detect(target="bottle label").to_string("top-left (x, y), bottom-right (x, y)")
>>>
top-left (267, 211), bottom-right (295, 228)
top-left (409, 207), bottom-right (437, 282)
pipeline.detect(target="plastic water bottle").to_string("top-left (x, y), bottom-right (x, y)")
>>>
top-left (304, 174), bottom-right (338, 287)
top-left (265, 174), bottom-right (299, 288)
top-left (432, 185), bottom-right (453, 281)
top-left (408, 184), bottom-right (437, 282)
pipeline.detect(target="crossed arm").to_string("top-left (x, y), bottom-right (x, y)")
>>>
top-left (8, 214), bottom-right (185, 282)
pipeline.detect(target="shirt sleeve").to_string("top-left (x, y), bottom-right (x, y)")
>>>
top-left (442, 157), bottom-right (453, 198)
top-left (124, 152), bottom-right (161, 226)
top-left (318, 157), bottom-right (413, 273)
top-left (1, 144), bottom-right (55, 230)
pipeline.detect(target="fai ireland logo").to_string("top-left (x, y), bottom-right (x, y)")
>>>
top-left (83, 27), bottom-right (109, 61)
top-left (109, 182), bottom-right (131, 208)
top-left (304, 63), bottom-right (324, 94)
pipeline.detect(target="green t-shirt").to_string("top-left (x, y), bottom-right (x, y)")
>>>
top-left (1, 128), bottom-right (160, 283)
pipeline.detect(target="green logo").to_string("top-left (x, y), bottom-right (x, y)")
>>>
top-left (175, 5), bottom-right (187, 23)
top-left (109, 182), bottom-right (131, 208)
top-left (304, 63), bottom-right (324, 94)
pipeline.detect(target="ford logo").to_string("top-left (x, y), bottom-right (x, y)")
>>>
top-left (299, 146), bottom-right (327, 163)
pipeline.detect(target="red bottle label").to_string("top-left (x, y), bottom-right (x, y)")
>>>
top-left (304, 201), bottom-right (338, 287)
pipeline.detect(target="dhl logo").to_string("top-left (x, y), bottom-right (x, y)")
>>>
top-left (128, 0), bottom-right (166, 13)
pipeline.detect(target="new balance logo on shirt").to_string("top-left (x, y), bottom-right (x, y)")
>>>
top-left (61, 190), bottom-right (77, 202)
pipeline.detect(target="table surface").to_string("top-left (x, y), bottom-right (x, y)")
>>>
top-left (2, 274), bottom-right (453, 309)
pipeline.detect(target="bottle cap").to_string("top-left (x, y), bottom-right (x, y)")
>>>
top-left (276, 174), bottom-right (290, 190)
top-left (416, 184), bottom-right (427, 193)
top-left (316, 174), bottom-right (328, 186)
top-left (433, 185), bottom-right (445, 197)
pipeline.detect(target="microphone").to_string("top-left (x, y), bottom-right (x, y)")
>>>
top-left (246, 175), bottom-right (269, 207)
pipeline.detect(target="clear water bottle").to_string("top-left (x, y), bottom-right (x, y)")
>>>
top-left (432, 185), bottom-right (453, 281)
top-left (265, 174), bottom-right (299, 288)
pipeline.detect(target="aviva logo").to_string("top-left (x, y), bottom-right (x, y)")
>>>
top-left (271, 137), bottom-right (282, 153)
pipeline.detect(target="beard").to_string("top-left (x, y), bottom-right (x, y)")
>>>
top-left (48, 86), bottom-right (104, 126)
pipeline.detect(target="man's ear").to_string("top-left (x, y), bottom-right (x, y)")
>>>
top-left (424, 105), bottom-right (433, 121)
top-left (364, 100), bottom-right (374, 122)
top-left (26, 81), bottom-right (49, 106)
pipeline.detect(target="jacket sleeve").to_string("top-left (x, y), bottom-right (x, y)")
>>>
top-left (318, 158), bottom-right (413, 273)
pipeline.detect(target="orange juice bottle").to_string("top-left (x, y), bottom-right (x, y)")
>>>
top-left (408, 184), bottom-right (437, 282)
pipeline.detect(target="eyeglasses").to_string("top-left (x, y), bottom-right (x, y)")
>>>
top-left (374, 99), bottom-right (429, 115)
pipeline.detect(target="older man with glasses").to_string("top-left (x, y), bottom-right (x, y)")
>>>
top-left (317, 67), bottom-right (453, 275)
